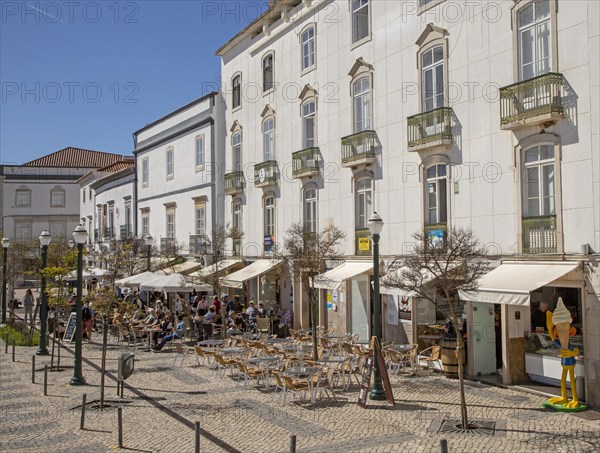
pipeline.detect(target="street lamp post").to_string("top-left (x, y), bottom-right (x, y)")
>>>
top-left (368, 212), bottom-right (385, 401)
top-left (144, 234), bottom-right (153, 271)
top-left (36, 231), bottom-right (51, 355)
top-left (70, 225), bottom-right (88, 386)
top-left (1, 237), bottom-right (9, 323)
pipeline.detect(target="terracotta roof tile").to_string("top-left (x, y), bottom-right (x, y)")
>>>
top-left (23, 147), bottom-right (129, 168)
top-left (97, 159), bottom-right (135, 173)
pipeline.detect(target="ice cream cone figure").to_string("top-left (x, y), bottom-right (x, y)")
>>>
top-left (543, 298), bottom-right (586, 411)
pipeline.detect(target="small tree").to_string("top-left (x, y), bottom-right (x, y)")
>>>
top-left (277, 222), bottom-right (346, 360)
top-left (383, 227), bottom-right (489, 429)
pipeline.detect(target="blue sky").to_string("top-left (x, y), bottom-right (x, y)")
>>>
top-left (0, 1), bottom-right (267, 164)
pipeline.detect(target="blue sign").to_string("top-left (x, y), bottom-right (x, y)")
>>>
top-left (264, 235), bottom-right (273, 252)
top-left (428, 229), bottom-right (444, 248)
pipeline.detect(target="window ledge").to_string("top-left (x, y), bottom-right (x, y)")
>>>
top-left (195, 165), bottom-right (205, 173)
top-left (232, 105), bottom-right (242, 114)
top-left (351, 35), bottom-right (371, 51)
top-left (301, 65), bottom-right (317, 77)
top-left (142, 183), bottom-right (149, 188)
top-left (418, 0), bottom-right (447, 15)
top-left (166, 175), bottom-right (174, 181)
top-left (263, 87), bottom-right (276, 98)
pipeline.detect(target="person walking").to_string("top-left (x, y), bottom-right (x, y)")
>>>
top-left (22, 289), bottom-right (35, 326)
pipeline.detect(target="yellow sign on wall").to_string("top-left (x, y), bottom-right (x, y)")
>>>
top-left (358, 237), bottom-right (371, 251)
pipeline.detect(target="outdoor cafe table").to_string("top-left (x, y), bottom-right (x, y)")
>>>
top-left (284, 366), bottom-right (322, 403)
top-left (139, 326), bottom-right (161, 351)
top-left (319, 356), bottom-right (348, 364)
top-left (198, 339), bottom-right (223, 347)
top-left (390, 344), bottom-right (415, 353)
top-left (248, 356), bottom-right (281, 389)
top-left (220, 347), bottom-right (250, 356)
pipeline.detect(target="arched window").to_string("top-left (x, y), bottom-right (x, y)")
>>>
top-left (425, 164), bottom-right (447, 225)
top-left (262, 117), bottom-right (275, 161)
top-left (421, 45), bottom-right (444, 111)
top-left (355, 177), bottom-right (372, 229)
top-left (232, 201), bottom-right (242, 231)
top-left (523, 144), bottom-right (555, 217)
top-left (352, 77), bottom-right (371, 133)
top-left (302, 99), bottom-right (316, 148)
top-left (232, 132), bottom-right (242, 171)
top-left (264, 195), bottom-right (276, 254)
top-left (263, 53), bottom-right (274, 92)
top-left (232, 74), bottom-right (241, 108)
top-left (303, 187), bottom-right (318, 233)
top-left (517, 0), bottom-right (551, 80)
top-left (301, 26), bottom-right (315, 71)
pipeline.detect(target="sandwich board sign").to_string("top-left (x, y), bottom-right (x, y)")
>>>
top-left (358, 336), bottom-right (395, 407)
top-left (63, 312), bottom-right (77, 343)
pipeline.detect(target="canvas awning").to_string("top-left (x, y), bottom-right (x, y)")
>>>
top-left (221, 259), bottom-right (283, 289)
top-left (312, 261), bottom-right (373, 290)
top-left (66, 267), bottom-right (111, 281)
top-left (139, 273), bottom-right (195, 293)
top-left (189, 260), bottom-right (244, 280)
top-left (160, 260), bottom-right (204, 276)
top-left (459, 262), bottom-right (581, 306)
top-left (115, 271), bottom-right (163, 287)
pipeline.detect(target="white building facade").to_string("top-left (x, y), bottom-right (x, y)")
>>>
top-left (217, 0), bottom-right (599, 406)
top-left (133, 92), bottom-right (226, 263)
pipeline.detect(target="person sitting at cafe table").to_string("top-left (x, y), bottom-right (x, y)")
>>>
top-left (246, 301), bottom-right (257, 319)
top-left (257, 302), bottom-right (268, 318)
top-left (226, 310), bottom-right (245, 335)
top-left (232, 295), bottom-right (243, 313)
top-left (152, 315), bottom-right (184, 351)
top-left (204, 306), bottom-right (218, 322)
top-left (531, 301), bottom-right (549, 332)
top-left (152, 315), bottom-right (173, 347)
top-left (196, 295), bottom-right (209, 316)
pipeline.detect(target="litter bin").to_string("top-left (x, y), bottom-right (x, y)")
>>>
top-left (441, 337), bottom-right (465, 379)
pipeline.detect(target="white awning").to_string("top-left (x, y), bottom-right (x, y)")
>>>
top-left (160, 260), bottom-right (204, 276)
top-left (459, 262), bottom-right (581, 306)
top-left (221, 259), bottom-right (283, 289)
top-left (139, 273), bottom-right (195, 293)
top-left (115, 271), bottom-right (163, 287)
top-left (189, 260), bottom-right (243, 280)
top-left (312, 261), bottom-right (373, 290)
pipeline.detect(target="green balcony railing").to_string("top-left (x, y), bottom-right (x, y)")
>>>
top-left (189, 234), bottom-right (211, 256)
top-left (522, 215), bottom-right (557, 254)
top-left (341, 130), bottom-right (376, 165)
top-left (424, 223), bottom-right (447, 248)
top-left (103, 227), bottom-right (114, 240)
top-left (254, 160), bottom-right (278, 186)
top-left (120, 225), bottom-right (132, 239)
top-left (355, 228), bottom-right (371, 256)
top-left (500, 72), bottom-right (564, 127)
top-left (232, 238), bottom-right (242, 256)
top-left (94, 229), bottom-right (99, 242)
top-left (224, 171), bottom-right (244, 195)
top-left (407, 107), bottom-right (453, 149)
top-left (292, 147), bottom-right (321, 177)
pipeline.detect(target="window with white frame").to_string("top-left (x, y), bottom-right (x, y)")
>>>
top-left (16, 189), bottom-right (30, 207)
top-left (304, 187), bottom-right (318, 233)
top-left (142, 158), bottom-right (149, 185)
top-left (166, 207), bottom-right (175, 238)
top-left (51, 188), bottom-right (65, 207)
top-left (523, 145), bottom-right (555, 217)
top-left (141, 211), bottom-right (149, 236)
top-left (195, 136), bottom-right (204, 168)
top-left (15, 223), bottom-right (32, 242)
top-left (421, 45), bottom-right (445, 111)
top-left (166, 148), bottom-right (174, 179)
top-left (425, 164), bottom-right (447, 225)
top-left (264, 196), bottom-right (275, 237)
top-left (262, 117), bottom-right (275, 161)
top-left (124, 200), bottom-right (132, 235)
top-left (195, 203), bottom-right (206, 236)
top-left (518, 0), bottom-right (551, 81)
top-left (263, 54), bottom-right (274, 92)
top-left (355, 177), bottom-right (372, 229)
top-left (352, 0), bottom-right (369, 43)
top-left (301, 26), bottom-right (315, 70)
top-left (232, 132), bottom-right (242, 171)
top-left (353, 77), bottom-right (371, 133)
top-left (232, 74), bottom-right (241, 109)
top-left (302, 100), bottom-right (316, 148)
top-left (82, 189), bottom-right (86, 203)
top-left (108, 204), bottom-right (115, 237)
top-left (232, 201), bottom-right (242, 231)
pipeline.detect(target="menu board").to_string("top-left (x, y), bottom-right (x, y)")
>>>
top-left (63, 312), bottom-right (77, 343)
top-left (358, 337), bottom-right (395, 407)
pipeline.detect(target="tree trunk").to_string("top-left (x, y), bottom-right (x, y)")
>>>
top-left (50, 325), bottom-right (56, 371)
top-left (310, 285), bottom-right (318, 361)
top-left (100, 316), bottom-right (108, 409)
top-left (446, 297), bottom-right (469, 430)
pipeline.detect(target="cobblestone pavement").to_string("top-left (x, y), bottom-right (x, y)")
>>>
top-left (1, 319), bottom-right (599, 452)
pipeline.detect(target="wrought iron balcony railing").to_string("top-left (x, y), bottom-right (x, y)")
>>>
top-left (355, 228), bottom-right (371, 256)
top-left (94, 229), bottom-right (99, 242)
top-left (224, 171), bottom-right (244, 195)
top-left (407, 107), bottom-right (453, 150)
top-left (160, 237), bottom-right (177, 255)
top-left (120, 225), bottom-right (132, 239)
top-left (292, 147), bottom-right (321, 178)
top-left (189, 234), bottom-right (211, 256)
top-left (500, 72), bottom-right (564, 129)
top-left (103, 227), bottom-right (114, 240)
top-left (341, 130), bottom-right (376, 166)
top-left (232, 238), bottom-right (242, 257)
top-left (254, 160), bottom-right (278, 187)
top-left (522, 215), bottom-right (557, 254)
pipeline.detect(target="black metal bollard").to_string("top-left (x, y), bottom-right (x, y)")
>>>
top-left (43, 365), bottom-right (48, 396)
top-left (80, 394), bottom-right (87, 430)
top-left (31, 355), bottom-right (36, 383)
top-left (4, 333), bottom-right (8, 353)
top-left (12, 339), bottom-right (15, 361)
top-left (117, 407), bottom-right (123, 448)
top-left (440, 438), bottom-right (448, 453)
top-left (290, 435), bottom-right (297, 453)
top-left (195, 421), bottom-right (200, 453)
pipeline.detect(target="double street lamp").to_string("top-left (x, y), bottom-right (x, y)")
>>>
top-left (1, 237), bottom-right (9, 323)
top-left (70, 225), bottom-right (88, 386)
top-left (368, 212), bottom-right (385, 401)
top-left (144, 234), bottom-right (153, 271)
top-left (36, 231), bottom-right (51, 355)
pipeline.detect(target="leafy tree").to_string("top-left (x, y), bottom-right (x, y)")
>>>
top-left (383, 227), bottom-right (489, 429)
top-left (277, 222), bottom-right (346, 360)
